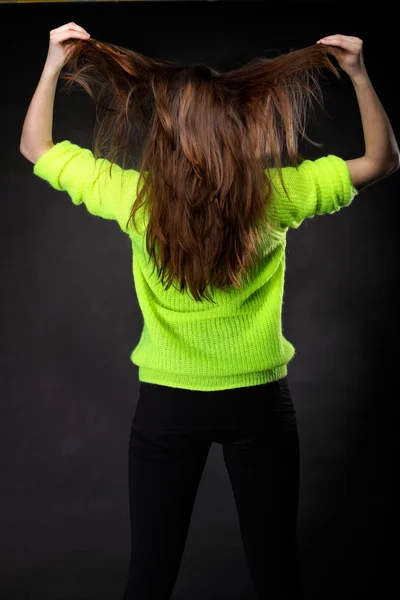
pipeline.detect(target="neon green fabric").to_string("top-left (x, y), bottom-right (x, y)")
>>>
top-left (33, 141), bottom-right (358, 391)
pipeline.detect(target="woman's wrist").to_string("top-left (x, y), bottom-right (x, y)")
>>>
top-left (42, 60), bottom-right (63, 80)
top-left (349, 67), bottom-right (369, 86)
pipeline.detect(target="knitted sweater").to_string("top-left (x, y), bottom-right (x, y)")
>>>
top-left (33, 141), bottom-right (358, 391)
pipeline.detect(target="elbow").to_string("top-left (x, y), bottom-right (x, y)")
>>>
top-left (19, 141), bottom-right (54, 165)
top-left (379, 153), bottom-right (400, 174)
top-left (388, 154), bottom-right (400, 173)
top-left (19, 141), bottom-right (29, 158)
top-left (19, 141), bottom-right (35, 164)
top-left (365, 153), bottom-right (400, 176)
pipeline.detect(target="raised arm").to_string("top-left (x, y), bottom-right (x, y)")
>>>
top-left (345, 68), bottom-right (399, 189)
top-left (19, 22), bottom-right (91, 163)
top-left (317, 34), bottom-right (399, 191)
top-left (21, 23), bottom-right (141, 237)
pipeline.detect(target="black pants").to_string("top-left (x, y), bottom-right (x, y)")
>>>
top-left (121, 376), bottom-right (303, 600)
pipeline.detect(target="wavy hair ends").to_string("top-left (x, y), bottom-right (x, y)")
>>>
top-left (60, 37), bottom-right (343, 302)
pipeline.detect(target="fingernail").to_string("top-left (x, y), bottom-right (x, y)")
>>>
top-left (86, 33), bottom-right (90, 37)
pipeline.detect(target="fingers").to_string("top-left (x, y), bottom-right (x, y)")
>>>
top-left (51, 22), bottom-right (89, 35)
top-left (50, 22), bottom-right (90, 40)
top-left (319, 34), bottom-right (360, 42)
top-left (317, 34), bottom-right (362, 48)
top-left (51, 32), bottom-right (90, 44)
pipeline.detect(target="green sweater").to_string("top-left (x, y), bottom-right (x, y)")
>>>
top-left (33, 141), bottom-right (358, 391)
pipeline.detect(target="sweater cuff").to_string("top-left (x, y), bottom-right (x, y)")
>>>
top-left (33, 140), bottom-right (76, 190)
top-left (320, 154), bottom-right (359, 211)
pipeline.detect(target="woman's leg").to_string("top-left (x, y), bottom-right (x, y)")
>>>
top-left (222, 377), bottom-right (303, 600)
top-left (121, 384), bottom-right (212, 600)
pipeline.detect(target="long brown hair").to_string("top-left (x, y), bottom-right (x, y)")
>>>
top-left (60, 37), bottom-right (344, 302)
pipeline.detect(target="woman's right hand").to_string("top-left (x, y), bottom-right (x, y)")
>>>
top-left (317, 34), bottom-right (365, 79)
top-left (45, 22), bottom-right (90, 74)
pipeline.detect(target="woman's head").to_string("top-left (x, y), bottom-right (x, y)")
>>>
top-left (60, 38), bottom-right (342, 302)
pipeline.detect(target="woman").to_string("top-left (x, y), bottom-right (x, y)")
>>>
top-left (20, 23), bottom-right (399, 600)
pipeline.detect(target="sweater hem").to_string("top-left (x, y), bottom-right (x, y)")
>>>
top-left (136, 364), bottom-right (289, 392)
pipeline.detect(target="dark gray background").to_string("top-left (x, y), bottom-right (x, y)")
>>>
top-left (2, 2), bottom-right (399, 599)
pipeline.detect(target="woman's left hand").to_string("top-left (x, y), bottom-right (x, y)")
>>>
top-left (317, 34), bottom-right (365, 79)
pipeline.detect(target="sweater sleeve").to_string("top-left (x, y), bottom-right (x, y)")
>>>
top-left (265, 154), bottom-right (359, 229)
top-left (33, 140), bottom-right (141, 235)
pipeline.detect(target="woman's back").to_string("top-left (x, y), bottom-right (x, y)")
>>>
top-left (32, 141), bottom-right (358, 391)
